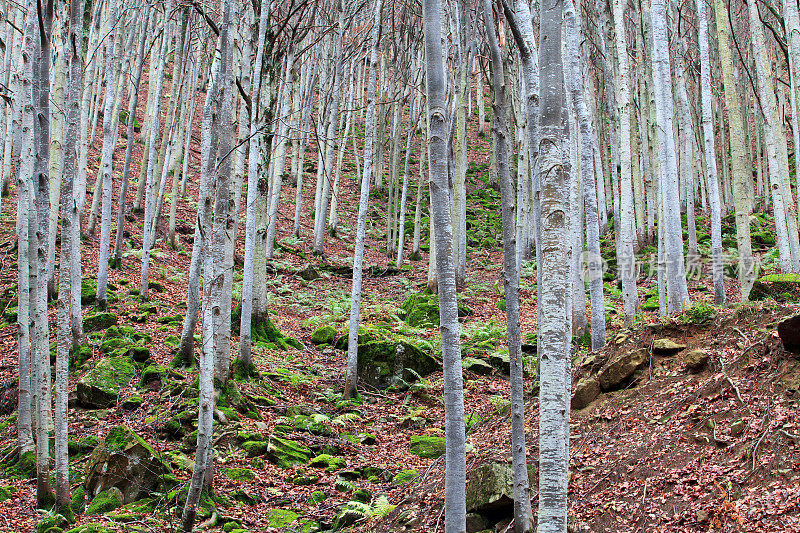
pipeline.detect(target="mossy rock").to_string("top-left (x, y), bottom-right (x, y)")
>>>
top-left (83, 312), bottom-right (118, 332)
top-left (68, 436), bottom-right (100, 455)
top-left (86, 489), bottom-right (123, 515)
top-left (265, 436), bottom-right (311, 468)
top-left (750, 273), bottom-right (800, 302)
top-left (308, 454), bottom-right (346, 472)
top-left (139, 364), bottom-right (165, 388)
top-left (224, 467), bottom-right (255, 481)
top-left (128, 345), bottom-right (151, 363)
top-left (409, 435), bottom-right (445, 459)
top-left (308, 490), bottom-right (326, 505)
top-left (76, 357), bottom-right (135, 408)
top-left (156, 314), bottom-right (184, 325)
top-left (70, 486), bottom-right (86, 515)
top-left (35, 514), bottom-right (69, 533)
top-left (264, 508), bottom-right (301, 527)
top-left (310, 325), bottom-right (337, 345)
top-left (71, 344), bottom-right (93, 367)
top-left (85, 426), bottom-right (171, 504)
top-left (357, 338), bottom-right (441, 390)
top-left (81, 278), bottom-right (98, 305)
top-left (121, 396), bottom-right (144, 410)
top-left (241, 440), bottom-right (270, 457)
top-left (392, 469), bottom-right (418, 484)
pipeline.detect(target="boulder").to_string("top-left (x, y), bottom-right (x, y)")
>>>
top-left (598, 349), bottom-right (647, 391)
top-left (778, 315), bottom-right (800, 353)
top-left (400, 292), bottom-right (473, 328)
top-left (265, 436), bottom-right (311, 468)
top-left (465, 462), bottom-right (535, 516)
top-left (83, 312), bottom-right (118, 332)
top-left (684, 349), bottom-right (709, 372)
top-left (77, 357), bottom-right (135, 408)
top-left (571, 377), bottom-right (601, 410)
top-left (463, 356), bottom-right (494, 376)
top-left (310, 325), bottom-right (337, 346)
top-left (358, 339), bottom-right (440, 390)
top-left (297, 264), bottom-right (322, 281)
top-left (85, 426), bottom-right (171, 504)
top-left (409, 435), bottom-right (445, 459)
top-left (750, 274), bottom-right (800, 302)
top-left (652, 339), bottom-right (686, 355)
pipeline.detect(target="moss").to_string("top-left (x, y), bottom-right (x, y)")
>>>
top-left (81, 278), bottom-right (98, 305)
top-left (70, 486), bottom-right (86, 515)
top-left (36, 514), bottom-right (70, 533)
top-left (156, 314), bottom-right (184, 324)
top-left (224, 467), bottom-right (255, 481)
top-left (164, 335), bottom-right (180, 347)
top-left (128, 345), bottom-right (151, 362)
top-left (139, 364), bottom-right (165, 387)
top-left (241, 440), bottom-right (270, 457)
top-left (352, 488), bottom-right (373, 503)
top-left (70, 344), bottom-right (93, 368)
top-left (86, 490), bottom-right (122, 515)
top-left (266, 436), bottom-right (311, 468)
top-left (67, 436), bottom-right (99, 455)
top-left (77, 357), bottom-right (135, 407)
top-left (0, 485), bottom-right (15, 502)
top-left (65, 524), bottom-right (114, 533)
top-left (392, 469), bottom-right (418, 484)
top-left (230, 358), bottom-right (258, 380)
top-left (308, 490), bottom-right (326, 505)
top-left (310, 326), bottom-right (337, 345)
top-left (409, 435), bottom-right (445, 459)
top-left (308, 454), bottom-right (346, 472)
top-left (265, 509), bottom-right (300, 527)
top-left (83, 312), bottom-right (118, 332)
top-left (122, 396), bottom-right (144, 410)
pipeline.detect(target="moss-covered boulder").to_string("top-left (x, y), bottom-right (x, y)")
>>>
top-left (597, 348), bottom-right (647, 391)
top-left (86, 488), bottom-right (123, 515)
top-left (265, 436), bottom-right (312, 468)
top-left (76, 357), bottom-right (135, 408)
top-left (750, 273), bottom-right (800, 302)
top-left (400, 292), bottom-right (472, 328)
top-left (359, 339), bottom-right (440, 390)
top-left (83, 312), bottom-right (118, 332)
top-left (463, 356), bottom-right (494, 376)
top-left (465, 462), bottom-right (536, 515)
top-left (0, 485), bottom-right (16, 503)
top-left (652, 339), bottom-right (686, 355)
top-left (308, 454), bottom-right (346, 472)
top-left (65, 524), bottom-right (114, 533)
top-left (409, 435), bottom-right (445, 459)
top-left (84, 426), bottom-right (171, 504)
top-left (392, 469), bottom-right (418, 484)
top-left (310, 325), bottom-right (337, 346)
top-left (224, 467), bottom-right (255, 481)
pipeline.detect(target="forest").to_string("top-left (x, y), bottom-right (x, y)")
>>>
top-left (0, 0), bottom-right (799, 530)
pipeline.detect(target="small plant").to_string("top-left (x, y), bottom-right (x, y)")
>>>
top-left (679, 303), bottom-right (716, 325)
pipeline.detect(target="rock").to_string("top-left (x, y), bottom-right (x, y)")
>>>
top-left (730, 420), bottom-right (746, 436)
top-left (121, 396), bottom-right (143, 410)
top-left (571, 377), bottom-right (601, 410)
top-left (488, 351), bottom-right (510, 374)
top-left (598, 349), bottom-right (647, 391)
top-left (308, 454), bottom-right (346, 472)
top-left (392, 469), bottom-right (418, 484)
top-left (297, 264), bottom-right (322, 281)
top-left (84, 426), bottom-right (171, 504)
top-left (83, 312), bottom-right (118, 332)
top-left (750, 274), bottom-right (800, 302)
top-left (684, 350), bottom-right (709, 372)
top-left (465, 462), bottom-right (534, 516)
top-left (409, 435), bottom-right (445, 459)
top-left (127, 345), bottom-right (151, 363)
top-left (310, 325), bottom-right (337, 345)
top-left (77, 357), bottom-right (135, 408)
top-left (463, 356), bottom-right (494, 375)
top-left (224, 467), bottom-right (255, 481)
top-left (400, 292), bottom-right (473, 328)
top-left (265, 436), bottom-right (311, 468)
top-left (86, 488), bottom-right (123, 515)
top-left (0, 485), bottom-right (16, 503)
top-left (466, 513), bottom-right (489, 533)
top-left (138, 364), bottom-right (165, 388)
top-left (358, 339), bottom-right (440, 390)
top-left (778, 315), bottom-right (800, 352)
top-left (652, 339), bottom-right (686, 355)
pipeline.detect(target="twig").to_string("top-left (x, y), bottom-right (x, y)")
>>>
top-left (719, 358), bottom-right (744, 406)
top-left (752, 417), bottom-right (771, 471)
top-left (779, 429), bottom-right (800, 441)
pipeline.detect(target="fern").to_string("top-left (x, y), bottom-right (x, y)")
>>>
top-left (370, 495), bottom-right (396, 518)
top-left (333, 412), bottom-right (363, 426)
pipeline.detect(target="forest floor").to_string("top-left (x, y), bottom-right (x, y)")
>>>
top-left (0, 67), bottom-right (799, 533)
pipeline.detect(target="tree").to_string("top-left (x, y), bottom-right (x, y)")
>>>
top-left (484, 1), bottom-right (534, 530)
top-left (423, 0), bottom-right (467, 529)
top-left (537, 0), bottom-right (570, 527)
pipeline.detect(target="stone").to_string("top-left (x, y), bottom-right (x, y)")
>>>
top-left (392, 469), bottom-right (418, 484)
top-left (77, 357), bottom-right (135, 408)
top-left (778, 315), bottom-right (800, 352)
top-left (310, 325), bottom-right (337, 345)
top-left (730, 420), bottom-right (746, 436)
top-left (84, 426), bottom-right (171, 504)
top-left (652, 339), bottom-right (686, 355)
top-left (463, 357), bottom-right (494, 375)
top-left (409, 435), bottom-right (445, 459)
top-left (488, 351), bottom-right (510, 374)
top-left (750, 274), bottom-right (800, 302)
top-left (127, 346), bottom-right (151, 363)
top-left (86, 488), bottom-right (123, 515)
top-left (265, 436), bottom-right (312, 468)
top-left (121, 396), bottom-right (143, 410)
top-left (297, 264), bottom-right (322, 281)
top-left (571, 377), bottom-right (601, 410)
top-left (598, 349), bottom-right (647, 391)
top-left (684, 349), bottom-right (709, 372)
top-left (308, 454), bottom-right (346, 472)
top-left (465, 462), bottom-right (535, 516)
top-left (400, 292), bottom-right (472, 328)
top-left (466, 513), bottom-right (489, 533)
top-left (83, 312), bottom-right (118, 332)
top-left (358, 339), bottom-right (440, 390)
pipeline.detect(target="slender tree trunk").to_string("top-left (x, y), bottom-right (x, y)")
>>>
top-left (424, 0), bottom-right (466, 530)
top-left (537, 0), bottom-right (570, 526)
top-left (484, 2), bottom-right (533, 530)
